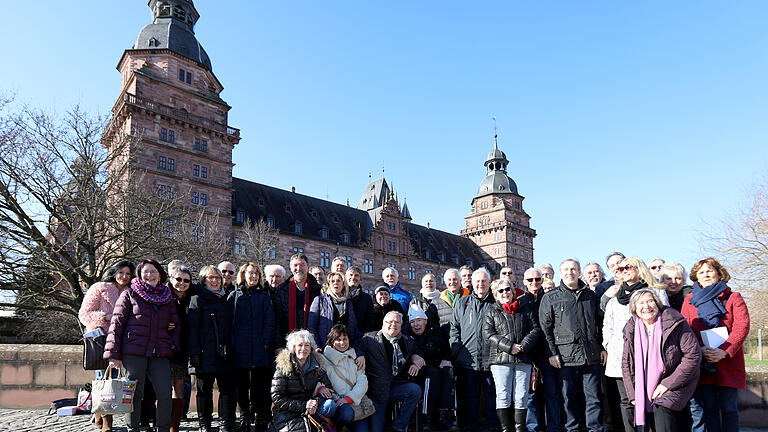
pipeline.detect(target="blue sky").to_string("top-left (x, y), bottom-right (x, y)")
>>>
top-left (2, 1), bottom-right (767, 276)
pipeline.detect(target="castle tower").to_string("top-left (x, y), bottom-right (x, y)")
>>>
top-left (461, 136), bottom-right (536, 278)
top-left (103, 0), bottom-right (240, 237)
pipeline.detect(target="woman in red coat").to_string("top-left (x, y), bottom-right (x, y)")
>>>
top-left (680, 258), bottom-right (750, 432)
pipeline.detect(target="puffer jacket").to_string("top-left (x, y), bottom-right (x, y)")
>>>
top-left (622, 307), bottom-right (701, 411)
top-left (308, 294), bottom-right (359, 347)
top-left (187, 286), bottom-right (233, 374)
top-left (357, 331), bottom-right (421, 405)
top-left (483, 295), bottom-right (542, 366)
top-left (79, 282), bottom-right (123, 332)
top-left (229, 284), bottom-right (276, 369)
top-left (270, 350), bottom-right (333, 432)
top-left (318, 346), bottom-right (368, 404)
top-left (273, 275), bottom-right (322, 343)
top-left (449, 290), bottom-right (495, 371)
top-left (104, 287), bottom-right (180, 360)
top-left (538, 280), bottom-right (603, 367)
top-left (435, 288), bottom-right (469, 332)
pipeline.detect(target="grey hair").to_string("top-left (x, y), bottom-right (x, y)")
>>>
top-left (169, 264), bottom-right (192, 278)
top-left (168, 259), bottom-right (186, 274)
top-left (661, 262), bottom-right (686, 280)
top-left (444, 268), bottom-right (460, 282)
top-left (382, 267), bottom-right (399, 278)
top-left (264, 264), bottom-right (286, 277)
top-left (628, 288), bottom-right (665, 317)
top-left (217, 261), bottom-right (235, 270)
top-left (560, 258), bottom-right (581, 270)
top-left (421, 273), bottom-right (435, 282)
top-left (581, 262), bottom-right (605, 282)
top-left (383, 310), bottom-right (403, 323)
top-left (523, 267), bottom-right (542, 278)
top-left (472, 267), bottom-right (491, 281)
top-left (285, 329), bottom-right (317, 352)
top-left (537, 263), bottom-right (554, 273)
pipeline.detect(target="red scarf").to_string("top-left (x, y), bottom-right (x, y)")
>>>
top-left (501, 288), bottom-right (525, 314)
top-left (288, 278), bottom-right (311, 332)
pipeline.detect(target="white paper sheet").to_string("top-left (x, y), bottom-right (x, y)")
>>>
top-left (700, 326), bottom-right (729, 349)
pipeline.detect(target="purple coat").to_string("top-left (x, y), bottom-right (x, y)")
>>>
top-left (104, 288), bottom-right (181, 360)
top-left (622, 307), bottom-right (701, 412)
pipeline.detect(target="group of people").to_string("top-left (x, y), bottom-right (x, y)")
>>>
top-left (78, 251), bottom-right (750, 432)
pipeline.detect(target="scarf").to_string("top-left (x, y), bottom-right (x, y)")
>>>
top-left (445, 289), bottom-right (462, 307)
top-left (288, 278), bottom-right (311, 333)
top-left (617, 281), bottom-right (648, 306)
top-left (690, 281), bottom-right (728, 327)
top-left (327, 289), bottom-right (348, 316)
top-left (131, 277), bottom-right (172, 305)
top-left (420, 288), bottom-right (440, 302)
top-left (633, 316), bottom-right (665, 426)
top-left (501, 287), bottom-right (525, 314)
top-left (382, 331), bottom-right (405, 377)
top-left (205, 284), bottom-right (227, 298)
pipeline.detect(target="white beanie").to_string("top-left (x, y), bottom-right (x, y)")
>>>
top-left (408, 304), bottom-right (428, 322)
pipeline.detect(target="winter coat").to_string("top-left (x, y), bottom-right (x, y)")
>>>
top-left (483, 298), bottom-right (542, 366)
top-left (408, 290), bottom-right (440, 332)
top-left (79, 282), bottom-right (123, 332)
top-left (229, 284), bottom-right (276, 369)
top-left (435, 288), bottom-right (469, 332)
top-left (357, 331), bottom-right (421, 405)
top-left (104, 288), bottom-right (180, 360)
top-left (308, 294), bottom-right (359, 347)
top-left (680, 286), bottom-right (750, 389)
top-left (270, 350), bottom-right (333, 432)
top-left (538, 281), bottom-right (603, 367)
top-left (602, 297), bottom-right (633, 378)
top-left (370, 300), bottom-right (405, 332)
top-left (318, 346), bottom-right (368, 404)
top-left (622, 307), bottom-right (701, 411)
top-left (388, 284), bottom-right (414, 315)
top-left (449, 291), bottom-right (495, 371)
top-left (187, 286), bottom-right (233, 374)
top-left (349, 287), bottom-right (376, 333)
top-left (409, 325), bottom-right (451, 367)
top-left (273, 275), bottom-right (322, 343)
top-left (170, 292), bottom-right (190, 367)
top-left (668, 285), bottom-right (693, 312)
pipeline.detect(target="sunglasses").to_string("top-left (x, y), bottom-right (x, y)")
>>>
top-left (650, 265), bottom-right (662, 270)
top-left (618, 265), bottom-right (635, 272)
top-left (526, 277), bottom-right (542, 282)
top-left (221, 270), bottom-right (235, 275)
top-left (497, 286), bottom-right (513, 294)
top-left (174, 277), bottom-right (191, 283)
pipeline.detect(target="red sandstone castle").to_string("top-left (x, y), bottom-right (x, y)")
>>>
top-left (103, 0), bottom-right (535, 291)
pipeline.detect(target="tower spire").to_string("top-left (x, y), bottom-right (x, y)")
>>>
top-left (492, 116), bottom-right (499, 150)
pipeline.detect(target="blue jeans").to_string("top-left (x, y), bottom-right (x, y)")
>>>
top-left (333, 404), bottom-right (369, 432)
top-left (527, 363), bottom-right (562, 432)
top-left (560, 363), bottom-right (603, 432)
top-left (456, 368), bottom-right (499, 431)
top-left (690, 384), bottom-right (738, 432)
top-left (490, 363), bottom-right (532, 409)
top-left (368, 382), bottom-right (421, 432)
top-left (317, 399), bottom-right (338, 418)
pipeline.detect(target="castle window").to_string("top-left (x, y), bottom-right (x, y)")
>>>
top-left (408, 266), bottom-right (415, 280)
top-left (266, 217), bottom-right (275, 228)
top-left (193, 165), bottom-right (200, 176)
top-left (320, 252), bottom-right (331, 267)
top-left (234, 238), bottom-right (246, 256)
top-left (422, 249), bottom-right (431, 259)
top-left (452, 254), bottom-right (459, 264)
top-left (437, 251), bottom-right (445, 262)
top-left (345, 256), bottom-right (352, 268)
top-left (160, 128), bottom-right (168, 141)
top-left (179, 69), bottom-right (185, 82)
top-left (481, 201), bottom-right (488, 209)
top-left (194, 138), bottom-right (208, 152)
top-left (258, 198), bottom-right (265, 206)
top-left (148, 38), bottom-right (159, 47)
top-left (168, 130), bottom-right (175, 143)
top-left (340, 233), bottom-right (350, 243)
top-left (159, 218), bottom-right (174, 239)
top-left (186, 71), bottom-right (191, 84)
top-left (320, 228), bottom-right (329, 239)
top-left (200, 166), bottom-right (207, 178)
top-left (311, 210), bottom-right (318, 217)
top-left (235, 211), bottom-right (245, 224)
top-left (332, 215), bottom-right (340, 223)
top-left (191, 192), bottom-right (199, 204)
top-left (284, 204), bottom-right (292, 212)
top-left (167, 158), bottom-right (175, 171)
top-left (294, 222), bottom-right (302, 234)
top-left (158, 185), bottom-right (173, 198)
top-left (387, 263), bottom-right (396, 269)
top-left (266, 244), bottom-right (277, 259)
top-left (200, 193), bottom-right (207, 206)
top-left (425, 269), bottom-right (433, 274)
top-left (158, 156), bottom-right (167, 170)
top-left (364, 259), bottom-right (374, 274)
top-left (293, 247), bottom-right (304, 254)
top-left (387, 241), bottom-right (396, 251)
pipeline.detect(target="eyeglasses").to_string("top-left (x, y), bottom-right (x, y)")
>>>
top-left (174, 277), bottom-right (191, 283)
top-left (650, 265), bottom-right (662, 270)
top-left (618, 265), bottom-right (635, 272)
top-left (497, 286), bottom-right (513, 294)
top-left (526, 277), bottom-right (542, 282)
top-left (221, 270), bottom-right (235, 275)
top-left (206, 275), bottom-right (222, 280)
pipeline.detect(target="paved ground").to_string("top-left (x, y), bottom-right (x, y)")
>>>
top-left (0, 409), bottom-right (766, 432)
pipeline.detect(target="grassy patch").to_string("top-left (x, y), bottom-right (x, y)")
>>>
top-left (745, 358), bottom-right (768, 367)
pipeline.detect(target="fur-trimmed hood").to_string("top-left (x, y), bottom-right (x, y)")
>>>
top-left (275, 348), bottom-right (323, 375)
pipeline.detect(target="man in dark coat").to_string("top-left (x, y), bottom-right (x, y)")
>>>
top-left (346, 266), bottom-right (376, 333)
top-left (358, 311), bottom-right (426, 432)
top-left (370, 285), bottom-right (405, 331)
top-left (538, 259), bottom-right (607, 432)
top-left (450, 267), bottom-right (498, 432)
top-left (272, 254), bottom-right (322, 345)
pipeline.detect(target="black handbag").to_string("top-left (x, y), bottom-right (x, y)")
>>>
top-left (83, 334), bottom-right (108, 371)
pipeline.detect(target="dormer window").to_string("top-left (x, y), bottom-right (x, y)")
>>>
top-left (294, 222), bottom-right (302, 234)
top-left (148, 38), bottom-right (160, 47)
top-left (340, 233), bottom-right (350, 243)
top-left (320, 228), bottom-right (329, 239)
top-left (235, 211), bottom-right (245, 224)
top-left (266, 217), bottom-right (275, 228)
top-left (284, 204), bottom-right (292, 213)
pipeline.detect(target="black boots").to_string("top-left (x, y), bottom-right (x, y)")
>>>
top-left (514, 409), bottom-right (527, 432)
top-left (497, 408), bottom-right (513, 432)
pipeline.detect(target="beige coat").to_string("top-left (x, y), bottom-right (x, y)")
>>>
top-left (319, 346), bottom-right (368, 405)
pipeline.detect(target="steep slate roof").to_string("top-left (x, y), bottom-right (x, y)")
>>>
top-left (406, 223), bottom-right (487, 267)
top-left (232, 177), bottom-right (373, 246)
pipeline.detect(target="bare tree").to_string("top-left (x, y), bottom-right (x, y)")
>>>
top-left (236, 217), bottom-right (279, 270)
top-left (700, 175), bottom-right (768, 329)
top-left (0, 96), bottom-right (229, 331)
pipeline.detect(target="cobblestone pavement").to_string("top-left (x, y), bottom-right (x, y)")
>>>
top-left (0, 409), bottom-right (206, 432)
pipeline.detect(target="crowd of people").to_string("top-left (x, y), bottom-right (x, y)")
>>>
top-left (78, 252), bottom-right (751, 432)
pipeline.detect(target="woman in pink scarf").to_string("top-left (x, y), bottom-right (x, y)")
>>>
top-left (621, 289), bottom-right (701, 431)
